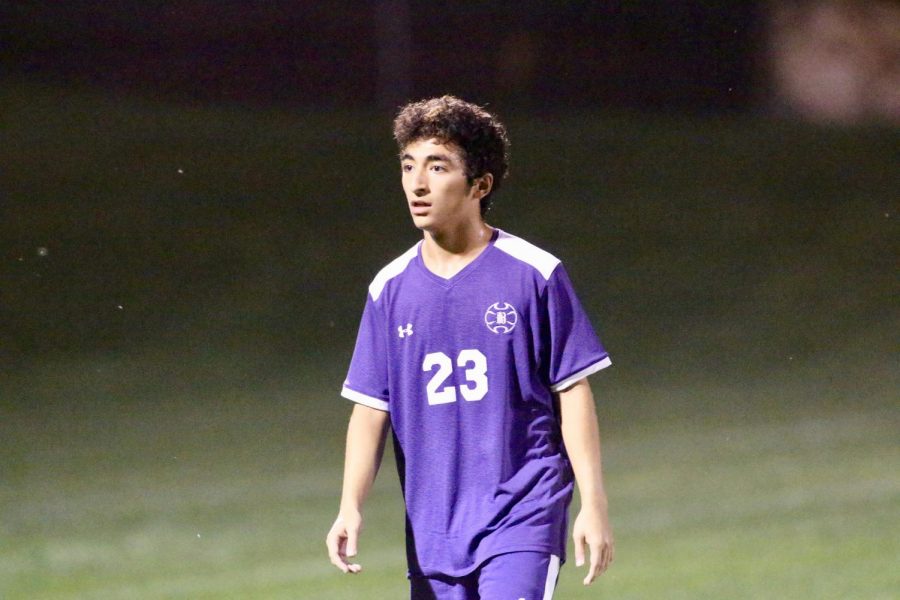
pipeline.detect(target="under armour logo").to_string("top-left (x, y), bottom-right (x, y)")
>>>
top-left (398, 323), bottom-right (413, 338)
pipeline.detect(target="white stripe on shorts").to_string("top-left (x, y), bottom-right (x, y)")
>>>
top-left (542, 554), bottom-right (560, 599)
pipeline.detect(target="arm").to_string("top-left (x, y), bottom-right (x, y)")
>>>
top-left (558, 377), bottom-right (614, 585)
top-left (325, 402), bottom-right (390, 574)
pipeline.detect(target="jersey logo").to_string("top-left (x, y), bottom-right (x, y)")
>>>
top-left (398, 323), bottom-right (413, 338)
top-left (484, 302), bottom-right (518, 334)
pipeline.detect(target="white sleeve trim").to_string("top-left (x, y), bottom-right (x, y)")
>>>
top-left (341, 386), bottom-right (390, 412)
top-left (493, 230), bottom-right (561, 280)
top-left (368, 243), bottom-right (419, 301)
top-left (550, 356), bottom-right (611, 392)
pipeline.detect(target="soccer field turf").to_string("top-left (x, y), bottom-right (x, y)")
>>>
top-left (2, 81), bottom-right (897, 598)
top-left (2, 358), bottom-right (897, 599)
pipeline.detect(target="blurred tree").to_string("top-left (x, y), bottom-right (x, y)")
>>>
top-left (768, 0), bottom-right (900, 124)
top-left (2, 1), bottom-right (758, 113)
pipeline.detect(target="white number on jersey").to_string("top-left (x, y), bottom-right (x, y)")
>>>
top-left (456, 349), bottom-right (488, 401)
top-left (423, 352), bottom-right (456, 405)
top-left (422, 349), bottom-right (488, 405)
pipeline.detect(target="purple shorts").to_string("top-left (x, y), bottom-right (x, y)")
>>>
top-left (410, 552), bottom-right (561, 600)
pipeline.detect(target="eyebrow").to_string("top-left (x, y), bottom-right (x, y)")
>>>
top-left (400, 153), bottom-right (454, 163)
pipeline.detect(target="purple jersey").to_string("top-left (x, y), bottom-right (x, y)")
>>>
top-left (341, 229), bottom-right (610, 577)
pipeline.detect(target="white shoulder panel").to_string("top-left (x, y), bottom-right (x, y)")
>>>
top-left (368, 242), bottom-right (420, 301)
top-left (493, 230), bottom-right (561, 280)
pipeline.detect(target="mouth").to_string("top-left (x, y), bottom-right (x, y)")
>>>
top-left (410, 200), bottom-right (431, 215)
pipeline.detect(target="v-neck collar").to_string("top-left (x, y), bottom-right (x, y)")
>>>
top-left (415, 228), bottom-right (500, 288)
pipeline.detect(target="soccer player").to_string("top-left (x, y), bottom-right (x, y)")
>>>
top-left (326, 96), bottom-right (614, 599)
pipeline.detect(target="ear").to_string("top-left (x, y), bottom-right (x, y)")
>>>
top-left (472, 173), bottom-right (494, 199)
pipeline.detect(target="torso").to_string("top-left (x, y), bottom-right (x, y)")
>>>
top-left (344, 228), bottom-right (609, 576)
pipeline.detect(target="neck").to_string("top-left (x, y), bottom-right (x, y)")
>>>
top-left (424, 218), bottom-right (492, 254)
top-left (420, 219), bottom-right (494, 278)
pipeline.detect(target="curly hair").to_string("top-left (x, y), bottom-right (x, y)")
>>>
top-left (393, 96), bottom-right (510, 216)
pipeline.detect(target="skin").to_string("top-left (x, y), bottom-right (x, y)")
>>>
top-left (325, 138), bottom-right (614, 584)
top-left (326, 403), bottom-right (389, 574)
top-left (558, 378), bottom-right (615, 584)
top-left (401, 138), bottom-right (494, 278)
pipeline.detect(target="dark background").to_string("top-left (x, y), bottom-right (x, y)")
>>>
top-left (2, 0), bottom-right (897, 404)
top-left (4, 2), bottom-right (759, 110)
top-left (1, 1), bottom-right (896, 399)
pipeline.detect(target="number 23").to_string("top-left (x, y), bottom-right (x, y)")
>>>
top-left (422, 349), bottom-right (488, 405)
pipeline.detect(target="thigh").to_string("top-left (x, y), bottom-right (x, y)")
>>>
top-left (410, 572), bottom-right (479, 600)
top-left (477, 552), bottom-right (561, 600)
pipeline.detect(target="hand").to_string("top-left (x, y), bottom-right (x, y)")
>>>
top-left (325, 510), bottom-right (363, 574)
top-left (572, 504), bottom-right (614, 585)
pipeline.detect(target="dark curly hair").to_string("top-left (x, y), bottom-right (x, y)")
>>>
top-left (393, 96), bottom-right (510, 216)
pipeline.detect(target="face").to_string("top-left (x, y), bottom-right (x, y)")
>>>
top-left (400, 138), bottom-right (488, 232)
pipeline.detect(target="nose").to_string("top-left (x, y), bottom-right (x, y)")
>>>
top-left (412, 167), bottom-right (429, 196)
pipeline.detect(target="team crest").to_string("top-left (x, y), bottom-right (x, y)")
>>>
top-left (484, 302), bottom-right (518, 334)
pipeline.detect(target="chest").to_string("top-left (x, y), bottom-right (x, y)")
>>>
top-left (387, 268), bottom-right (542, 350)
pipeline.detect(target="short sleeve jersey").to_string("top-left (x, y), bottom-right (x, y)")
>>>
top-left (341, 229), bottom-right (610, 577)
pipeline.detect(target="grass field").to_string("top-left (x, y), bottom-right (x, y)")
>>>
top-left (2, 356), bottom-right (898, 599)
top-left (2, 81), bottom-right (898, 598)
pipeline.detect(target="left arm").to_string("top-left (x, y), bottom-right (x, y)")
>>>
top-left (558, 377), bottom-right (614, 585)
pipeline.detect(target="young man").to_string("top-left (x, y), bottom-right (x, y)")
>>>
top-left (326, 96), bottom-right (614, 599)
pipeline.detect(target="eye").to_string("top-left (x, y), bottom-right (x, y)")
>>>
top-left (401, 163), bottom-right (413, 172)
top-left (430, 164), bottom-right (446, 172)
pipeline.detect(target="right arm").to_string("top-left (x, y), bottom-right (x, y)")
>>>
top-left (325, 402), bottom-right (390, 573)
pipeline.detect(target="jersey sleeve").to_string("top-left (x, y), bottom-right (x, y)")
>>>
top-left (545, 264), bottom-right (611, 392)
top-left (341, 294), bottom-right (390, 411)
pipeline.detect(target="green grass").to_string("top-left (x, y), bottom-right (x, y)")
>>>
top-left (2, 356), bottom-right (897, 598)
top-left (2, 80), bottom-right (898, 597)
